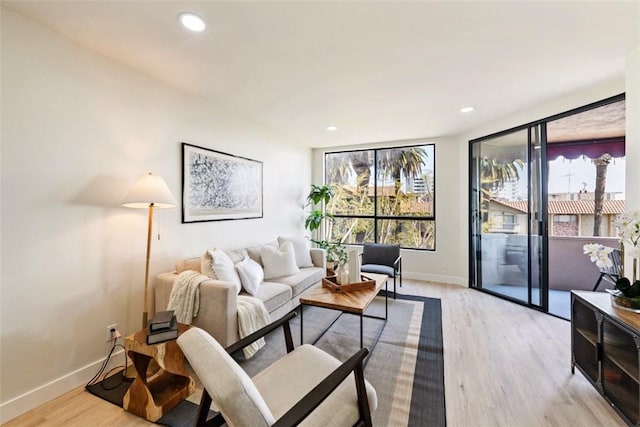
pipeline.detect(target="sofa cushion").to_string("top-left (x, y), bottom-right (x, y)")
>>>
top-left (176, 257), bottom-right (201, 274)
top-left (260, 241), bottom-right (299, 280)
top-left (247, 282), bottom-right (292, 313)
top-left (202, 249), bottom-right (242, 294)
top-left (277, 236), bottom-right (314, 268)
top-left (266, 266), bottom-right (324, 297)
top-left (236, 257), bottom-right (264, 296)
top-left (246, 240), bottom-right (278, 267)
top-left (225, 248), bottom-right (249, 264)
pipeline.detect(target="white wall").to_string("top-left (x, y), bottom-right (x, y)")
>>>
top-left (626, 45), bottom-right (640, 212)
top-left (0, 9), bottom-right (311, 421)
top-left (312, 136), bottom-right (469, 286)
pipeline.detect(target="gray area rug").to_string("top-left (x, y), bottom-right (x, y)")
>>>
top-left (87, 292), bottom-right (445, 426)
top-left (235, 292), bottom-right (445, 426)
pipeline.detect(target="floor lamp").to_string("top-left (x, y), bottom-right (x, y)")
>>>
top-left (122, 173), bottom-right (177, 329)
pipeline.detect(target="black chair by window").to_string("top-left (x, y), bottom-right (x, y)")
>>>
top-left (360, 243), bottom-right (402, 299)
top-left (592, 248), bottom-right (623, 292)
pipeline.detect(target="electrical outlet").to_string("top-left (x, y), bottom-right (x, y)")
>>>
top-left (106, 323), bottom-right (118, 342)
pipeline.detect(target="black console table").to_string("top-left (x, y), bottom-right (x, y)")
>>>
top-left (572, 290), bottom-right (640, 426)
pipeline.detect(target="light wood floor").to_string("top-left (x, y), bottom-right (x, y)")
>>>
top-left (3, 280), bottom-right (626, 427)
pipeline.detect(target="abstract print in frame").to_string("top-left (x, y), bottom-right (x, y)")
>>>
top-left (182, 143), bottom-right (263, 223)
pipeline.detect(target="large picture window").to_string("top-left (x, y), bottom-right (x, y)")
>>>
top-left (324, 144), bottom-right (435, 250)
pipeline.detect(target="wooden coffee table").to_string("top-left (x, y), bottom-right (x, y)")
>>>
top-left (299, 273), bottom-right (388, 350)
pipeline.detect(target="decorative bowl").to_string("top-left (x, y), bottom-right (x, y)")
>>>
top-left (606, 289), bottom-right (640, 313)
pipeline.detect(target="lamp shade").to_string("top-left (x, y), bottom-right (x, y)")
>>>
top-left (122, 173), bottom-right (177, 209)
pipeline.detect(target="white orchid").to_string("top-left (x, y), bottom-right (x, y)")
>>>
top-left (583, 243), bottom-right (614, 269)
top-left (614, 210), bottom-right (640, 248)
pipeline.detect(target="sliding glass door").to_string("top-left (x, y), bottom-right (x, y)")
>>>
top-left (469, 125), bottom-right (547, 311)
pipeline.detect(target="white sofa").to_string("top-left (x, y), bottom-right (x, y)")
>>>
top-left (155, 240), bottom-right (326, 347)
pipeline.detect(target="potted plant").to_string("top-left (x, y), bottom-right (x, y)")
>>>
top-left (304, 184), bottom-right (347, 276)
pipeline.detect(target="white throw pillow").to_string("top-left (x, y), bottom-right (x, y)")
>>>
top-left (260, 241), bottom-right (300, 280)
top-left (277, 236), bottom-right (314, 268)
top-left (235, 257), bottom-right (264, 296)
top-left (201, 249), bottom-right (242, 294)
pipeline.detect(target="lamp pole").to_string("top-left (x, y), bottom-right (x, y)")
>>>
top-left (142, 203), bottom-right (155, 328)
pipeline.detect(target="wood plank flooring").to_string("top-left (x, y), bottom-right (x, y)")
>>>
top-left (3, 280), bottom-right (625, 427)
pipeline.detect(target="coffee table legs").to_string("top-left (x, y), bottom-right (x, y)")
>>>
top-left (299, 284), bottom-right (388, 350)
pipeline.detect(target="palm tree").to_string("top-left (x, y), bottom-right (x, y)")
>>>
top-left (478, 157), bottom-right (524, 226)
top-left (376, 147), bottom-right (429, 241)
top-left (592, 153), bottom-right (611, 236)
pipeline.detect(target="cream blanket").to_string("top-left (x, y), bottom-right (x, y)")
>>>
top-left (168, 270), bottom-right (210, 324)
top-left (237, 295), bottom-right (270, 359)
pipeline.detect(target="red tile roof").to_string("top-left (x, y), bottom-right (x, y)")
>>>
top-left (493, 199), bottom-right (625, 215)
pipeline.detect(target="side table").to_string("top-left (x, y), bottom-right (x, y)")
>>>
top-left (123, 323), bottom-right (195, 422)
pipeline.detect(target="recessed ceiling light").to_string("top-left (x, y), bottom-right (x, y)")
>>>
top-left (326, 126), bottom-right (338, 131)
top-left (179, 13), bottom-right (206, 32)
top-left (460, 106), bottom-right (475, 113)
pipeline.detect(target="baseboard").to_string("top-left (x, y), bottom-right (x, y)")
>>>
top-left (0, 348), bottom-right (126, 424)
top-left (403, 272), bottom-right (467, 287)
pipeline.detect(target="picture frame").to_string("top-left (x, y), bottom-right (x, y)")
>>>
top-left (181, 143), bottom-right (263, 223)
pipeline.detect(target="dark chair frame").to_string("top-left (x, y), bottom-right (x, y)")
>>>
top-left (192, 311), bottom-right (373, 427)
top-left (592, 248), bottom-right (623, 292)
top-left (360, 243), bottom-right (402, 299)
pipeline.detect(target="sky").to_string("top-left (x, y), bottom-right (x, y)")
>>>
top-left (547, 156), bottom-right (626, 197)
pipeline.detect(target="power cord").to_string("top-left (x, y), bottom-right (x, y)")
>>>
top-left (85, 330), bottom-right (131, 391)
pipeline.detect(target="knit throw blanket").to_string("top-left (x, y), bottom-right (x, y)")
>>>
top-left (237, 295), bottom-right (270, 359)
top-left (168, 270), bottom-right (210, 324)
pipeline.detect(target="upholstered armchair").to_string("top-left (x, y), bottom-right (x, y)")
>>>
top-left (177, 311), bottom-right (377, 427)
top-left (360, 243), bottom-right (401, 299)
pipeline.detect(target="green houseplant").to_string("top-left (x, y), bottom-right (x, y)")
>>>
top-left (304, 184), bottom-right (347, 273)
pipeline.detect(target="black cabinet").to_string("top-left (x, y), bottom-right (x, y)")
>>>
top-left (572, 291), bottom-right (640, 426)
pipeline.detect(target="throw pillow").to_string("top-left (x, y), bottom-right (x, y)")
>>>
top-left (277, 236), bottom-right (314, 268)
top-left (201, 249), bottom-right (242, 294)
top-left (246, 240), bottom-right (278, 266)
top-left (235, 256), bottom-right (264, 296)
top-left (260, 241), bottom-right (299, 280)
top-left (224, 248), bottom-right (249, 264)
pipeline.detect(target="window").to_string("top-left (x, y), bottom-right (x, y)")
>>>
top-left (324, 144), bottom-right (435, 250)
top-left (554, 215), bottom-right (577, 223)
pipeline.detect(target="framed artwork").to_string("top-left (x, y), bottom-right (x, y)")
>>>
top-left (182, 143), bottom-right (263, 223)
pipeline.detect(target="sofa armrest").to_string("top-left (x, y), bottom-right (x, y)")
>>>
top-left (155, 272), bottom-right (239, 347)
top-left (310, 248), bottom-right (326, 271)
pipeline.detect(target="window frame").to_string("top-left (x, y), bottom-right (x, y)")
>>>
top-left (324, 143), bottom-right (436, 251)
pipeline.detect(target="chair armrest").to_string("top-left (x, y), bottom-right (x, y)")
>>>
top-left (225, 311), bottom-right (296, 355)
top-left (272, 347), bottom-right (371, 427)
top-left (393, 255), bottom-right (401, 270)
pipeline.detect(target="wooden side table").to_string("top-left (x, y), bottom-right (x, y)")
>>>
top-left (123, 323), bottom-right (195, 422)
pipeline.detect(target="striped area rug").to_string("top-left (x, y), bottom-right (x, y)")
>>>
top-left (238, 292), bottom-right (446, 426)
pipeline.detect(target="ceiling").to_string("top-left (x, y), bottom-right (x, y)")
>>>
top-left (3, 1), bottom-right (639, 148)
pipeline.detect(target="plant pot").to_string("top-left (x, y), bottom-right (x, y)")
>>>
top-left (607, 289), bottom-right (640, 313)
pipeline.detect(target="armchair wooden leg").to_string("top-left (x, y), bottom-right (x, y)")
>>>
top-left (195, 390), bottom-right (225, 427)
